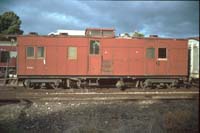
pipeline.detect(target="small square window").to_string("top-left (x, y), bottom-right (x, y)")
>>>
top-left (26, 47), bottom-right (34, 58)
top-left (146, 48), bottom-right (155, 58)
top-left (158, 48), bottom-right (167, 58)
top-left (37, 47), bottom-right (45, 58)
top-left (68, 47), bottom-right (77, 60)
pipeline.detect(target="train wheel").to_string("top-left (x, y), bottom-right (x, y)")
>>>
top-left (10, 79), bottom-right (18, 86)
top-left (45, 83), bottom-right (53, 89)
top-left (140, 81), bottom-right (149, 89)
top-left (166, 82), bottom-right (178, 89)
top-left (166, 83), bottom-right (173, 89)
top-left (50, 83), bottom-right (59, 89)
top-left (23, 80), bottom-right (33, 89)
top-left (23, 80), bottom-right (27, 88)
top-left (32, 83), bottom-right (42, 89)
top-left (116, 80), bottom-right (125, 90)
top-left (139, 81), bottom-right (143, 89)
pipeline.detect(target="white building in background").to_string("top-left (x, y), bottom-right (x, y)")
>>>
top-left (188, 37), bottom-right (199, 80)
top-left (48, 29), bottom-right (85, 36)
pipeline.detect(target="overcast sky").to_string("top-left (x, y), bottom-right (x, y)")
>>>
top-left (0, 0), bottom-right (199, 38)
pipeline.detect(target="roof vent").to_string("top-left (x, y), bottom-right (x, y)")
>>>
top-left (29, 32), bottom-right (38, 35)
top-left (149, 35), bottom-right (158, 37)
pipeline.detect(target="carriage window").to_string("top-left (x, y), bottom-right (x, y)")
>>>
top-left (0, 51), bottom-right (10, 63)
top-left (103, 30), bottom-right (113, 37)
top-left (146, 48), bottom-right (155, 58)
top-left (68, 47), bottom-right (77, 60)
top-left (90, 30), bottom-right (101, 36)
top-left (26, 47), bottom-right (34, 58)
top-left (37, 47), bottom-right (45, 58)
top-left (158, 48), bottom-right (167, 59)
top-left (90, 40), bottom-right (100, 55)
top-left (193, 46), bottom-right (199, 72)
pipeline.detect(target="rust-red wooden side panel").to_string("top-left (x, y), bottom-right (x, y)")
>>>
top-left (168, 40), bottom-right (188, 75)
top-left (45, 46), bottom-right (57, 75)
top-left (145, 40), bottom-right (156, 75)
top-left (57, 46), bottom-right (66, 75)
top-left (113, 48), bottom-right (129, 75)
top-left (77, 47), bottom-right (88, 75)
top-left (155, 40), bottom-right (169, 75)
top-left (17, 36), bottom-right (188, 77)
top-left (102, 47), bottom-right (113, 74)
top-left (88, 56), bottom-right (101, 75)
top-left (129, 48), bottom-right (144, 75)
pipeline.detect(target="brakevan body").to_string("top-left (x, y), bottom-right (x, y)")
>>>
top-left (16, 28), bottom-right (190, 89)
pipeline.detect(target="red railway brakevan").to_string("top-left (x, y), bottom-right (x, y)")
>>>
top-left (17, 28), bottom-right (188, 89)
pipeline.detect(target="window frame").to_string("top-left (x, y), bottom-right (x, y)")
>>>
top-left (158, 48), bottom-right (167, 60)
top-left (68, 46), bottom-right (77, 60)
top-left (26, 46), bottom-right (35, 59)
top-left (89, 40), bottom-right (100, 55)
top-left (146, 47), bottom-right (155, 59)
top-left (37, 46), bottom-right (45, 59)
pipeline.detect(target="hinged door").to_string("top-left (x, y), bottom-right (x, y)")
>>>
top-left (88, 40), bottom-right (101, 75)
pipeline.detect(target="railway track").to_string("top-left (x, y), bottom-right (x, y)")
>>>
top-left (0, 87), bottom-right (198, 102)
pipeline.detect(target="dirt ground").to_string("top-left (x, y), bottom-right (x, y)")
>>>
top-left (0, 99), bottom-right (199, 133)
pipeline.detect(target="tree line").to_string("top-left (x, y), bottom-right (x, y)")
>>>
top-left (0, 11), bottom-right (23, 35)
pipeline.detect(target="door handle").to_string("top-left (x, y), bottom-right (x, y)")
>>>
top-left (156, 61), bottom-right (160, 65)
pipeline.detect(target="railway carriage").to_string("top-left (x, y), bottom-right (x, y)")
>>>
top-left (17, 28), bottom-right (189, 89)
top-left (188, 38), bottom-right (199, 86)
top-left (0, 35), bottom-right (17, 78)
